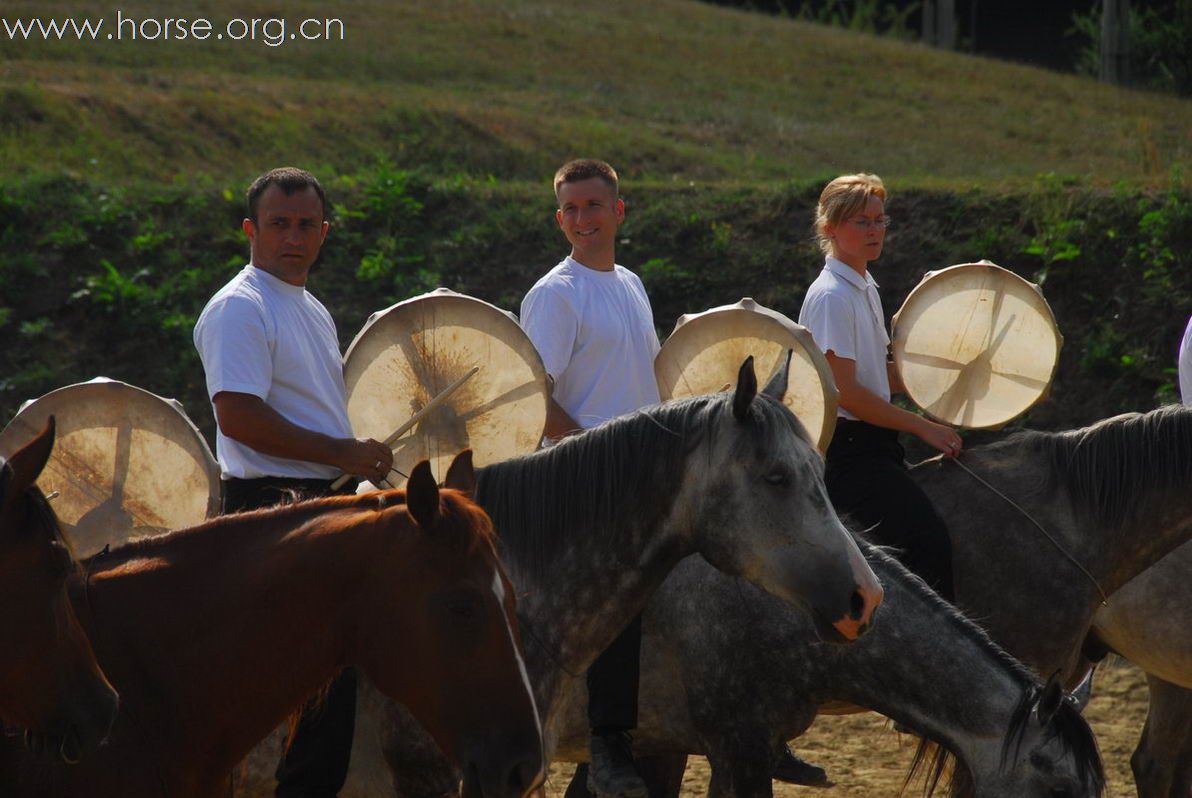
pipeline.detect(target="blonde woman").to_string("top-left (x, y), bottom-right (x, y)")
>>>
top-left (776, 173), bottom-right (962, 787)
top-left (798, 173), bottom-right (958, 598)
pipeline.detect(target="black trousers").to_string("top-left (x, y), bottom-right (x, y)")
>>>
top-left (824, 420), bottom-right (955, 602)
top-left (222, 475), bottom-right (359, 798)
top-left (586, 614), bottom-right (642, 733)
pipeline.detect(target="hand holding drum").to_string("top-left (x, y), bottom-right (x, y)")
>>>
top-left (330, 366), bottom-right (481, 490)
top-left (335, 437), bottom-right (394, 486)
top-left (335, 289), bottom-right (549, 490)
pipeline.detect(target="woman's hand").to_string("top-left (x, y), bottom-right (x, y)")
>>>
top-left (914, 418), bottom-right (963, 457)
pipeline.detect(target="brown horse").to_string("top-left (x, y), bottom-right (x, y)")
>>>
top-left (0, 451), bottom-right (544, 798)
top-left (0, 418), bottom-right (118, 763)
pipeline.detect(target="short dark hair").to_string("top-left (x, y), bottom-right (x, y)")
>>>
top-left (553, 159), bottom-right (618, 200)
top-left (246, 167), bottom-right (327, 223)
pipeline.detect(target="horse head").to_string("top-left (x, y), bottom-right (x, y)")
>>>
top-left (359, 453), bottom-right (543, 798)
top-left (945, 672), bottom-right (1105, 798)
top-left (0, 417), bottom-right (118, 763)
top-left (688, 354), bottom-right (883, 642)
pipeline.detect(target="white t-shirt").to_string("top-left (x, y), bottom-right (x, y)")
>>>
top-left (798, 257), bottom-right (891, 421)
top-left (520, 256), bottom-right (661, 429)
top-left (193, 265), bottom-right (354, 480)
top-left (1180, 314), bottom-right (1192, 405)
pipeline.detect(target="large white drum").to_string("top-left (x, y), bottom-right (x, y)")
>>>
top-left (891, 262), bottom-right (1063, 429)
top-left (0, 378), bottom-right (220, 557)
top-left (343, 288), bottom-right (549, 484)
top-left (655, 298), bottom-right (839, 452)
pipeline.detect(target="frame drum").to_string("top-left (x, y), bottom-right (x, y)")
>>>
top-left (891, 262), bottom-right (1062, 429)
top-left (655, 298), bottom-right (839, 452)
top-left (343, 288), bottom-right (549, 484)
top-left (0, 378), bottom-right (220, 557)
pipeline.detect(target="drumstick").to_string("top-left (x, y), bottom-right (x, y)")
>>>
top-left (331, 366), bottom-right (480, 490)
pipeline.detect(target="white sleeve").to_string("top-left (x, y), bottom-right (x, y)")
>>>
top-left (1180, 315), bottom-right (1192, 405)
top-left (194, 296), bottom-right (273, 401)
top-left (520, 283), bottom-right (578, 382)
top-left (631, 272), bottom-right (662, 357)
top-left (801, 292), bottom-right (857, 361)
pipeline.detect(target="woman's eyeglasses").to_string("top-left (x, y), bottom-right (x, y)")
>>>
top-left (847, 216), bottom-right (892, 230)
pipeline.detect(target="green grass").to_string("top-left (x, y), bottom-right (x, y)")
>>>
top-left (1, 0), bottom-right (1190, 189)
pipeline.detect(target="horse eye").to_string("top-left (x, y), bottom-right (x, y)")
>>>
top-left (764, 470), bottom-right (789, 486)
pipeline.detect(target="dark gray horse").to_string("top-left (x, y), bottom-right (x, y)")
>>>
top-left (232, 357), bottom-right (882, 796)
top-left (555, 544), bottom-right (1104, 798)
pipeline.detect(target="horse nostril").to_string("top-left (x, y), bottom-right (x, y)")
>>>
top-left (849, 589), bottom-right (866, 621)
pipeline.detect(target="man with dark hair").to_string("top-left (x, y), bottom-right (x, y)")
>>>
top-left (194, 166), bottom-right (392, 798)
top-left (245, 165), bottom-right (329, 225)
top-left (520, 159), bottom-right (660, 797)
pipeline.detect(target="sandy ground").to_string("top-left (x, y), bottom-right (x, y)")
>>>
top-left (541, 656), bottom-right (1151, 798)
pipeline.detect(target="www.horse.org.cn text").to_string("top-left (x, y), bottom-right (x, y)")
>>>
top-left (1, 12), bottom-right (346, 48)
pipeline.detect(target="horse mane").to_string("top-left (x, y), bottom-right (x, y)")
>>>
top-left (855, 537), bottom-right (1038, 686)
top-left (1004, 403), bottom-right (1192, 529)
top-left (477, 391), bottom-right (802, 583)
top-left (82, 487), bottom-right (494, 572)
top-left (845, 540), bottom-right (1104, 798)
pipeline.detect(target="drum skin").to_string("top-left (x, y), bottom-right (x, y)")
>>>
top-left (891, 262), bottom-right (1062, 430)
top-left (655, 298), bottom-right (838, 452)
top-left (343, 288), bottom-right (549, 485)
top-left (0, 378), bottom-right (220, 557)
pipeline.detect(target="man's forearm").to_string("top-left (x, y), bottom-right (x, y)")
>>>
top-left (214, 393), bottom-right (348, 468)
top-left (544, 396), bottom-right (582, 441)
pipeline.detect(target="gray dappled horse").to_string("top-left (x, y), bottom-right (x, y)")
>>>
top-left (232, 355), bottom-right (882, 797)
top-left (911, 406), bottom-right (1192, 686)
top-left (570, 403), bottom-right (1188, 798)
top-left (1089, 540), bottom-right (1192, 796)
top-left (913, 405), bottom-right (1192, 797)
top-left (557, 541), bottom-right (1105, 798)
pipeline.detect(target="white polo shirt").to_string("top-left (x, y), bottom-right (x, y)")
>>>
top-left (193, 264), bottom-right (354, 480)
top-left (520, 256), bottom-right (661, 429)
top-left (799, 257), bottom-right (891, 421)
top-left (1180, 314), bottom-right (1192, 405)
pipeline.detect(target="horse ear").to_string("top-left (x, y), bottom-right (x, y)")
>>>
top-left (443, 449), bottom-right (475, 498)
top-left (7, 416), bottom-right (55, 496)
top-left (1036, 671), bottom-right (1065, 725)
top-left (761, 349), bottom-right (793, 402)
top-left (405, 460), bottom-right (440, 529)
top-left (732, 356), bottom-right (758, 421)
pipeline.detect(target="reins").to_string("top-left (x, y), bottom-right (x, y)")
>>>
top-left (945, 456), bottom-right (1109, 606)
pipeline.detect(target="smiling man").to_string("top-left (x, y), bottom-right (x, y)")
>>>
top-left (521, 159), bottom-right (661, 440)
top-left (520, 159), bottom-right (660, 797)
top-left (193, 166), bottom-right (391, 798)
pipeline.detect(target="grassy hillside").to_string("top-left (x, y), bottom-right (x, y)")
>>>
top-left (1, 0), bottom-right (1189, 188)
